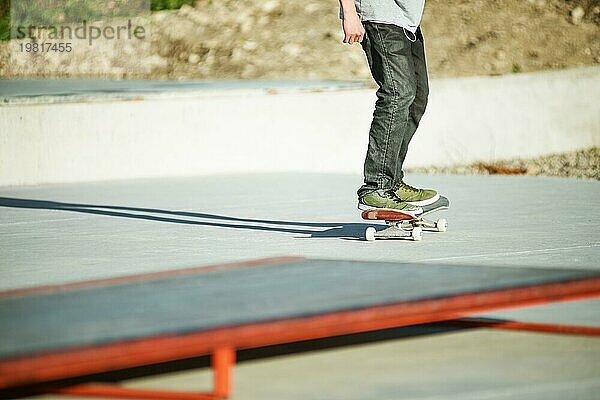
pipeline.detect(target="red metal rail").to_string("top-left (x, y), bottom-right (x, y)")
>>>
top-left (42, 320), bottom-right (599, 400)
top-left (452, 318), bottom-right (600, 336)
top-left (46, 347), bottom-right (235, 400)
top-left (2, 275), bottom-right (599, 398)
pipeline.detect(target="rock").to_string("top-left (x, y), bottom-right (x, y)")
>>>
top-left (243, 41), bottom-right (258, 51)
top-left (282, 43), bottom-right (302, 57)
top-left (261, 1), bottom-right (281, 15)
top-left (178, 4), bottom-right (194, 16)
top-left (230, 48), bottom-right (244, 63)
top-left (153, 12), bottom-right (167, 22)
top-left (204, 51), bottom-right (215, 65)
top-left (571, 6), bottom-right (585, 25)
top-left (240, 19), bottom-right (254, 34)
top-left (188, 53), bottom-right (200, 64)
top-left (532, 0), bottom-right (546, 12)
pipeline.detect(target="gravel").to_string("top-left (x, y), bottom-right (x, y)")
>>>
top-left (406, 147), bottom-right (600, 180)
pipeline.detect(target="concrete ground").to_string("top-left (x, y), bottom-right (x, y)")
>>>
top-left (1, 173), bottom-right (599, 399)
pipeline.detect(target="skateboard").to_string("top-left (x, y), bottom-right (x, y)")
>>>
top-left (362, 196), bottom-right (450, 241)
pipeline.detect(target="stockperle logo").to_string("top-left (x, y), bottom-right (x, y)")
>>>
top-left (14, 19), bottom-right (146, 46)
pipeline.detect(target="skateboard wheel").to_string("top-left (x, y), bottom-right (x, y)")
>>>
top-left (412, 227), bottom-right (423, 241)
top-left (436, 218), bottom-right (448, 232)
top-left (365, 227), bottom-right (376, 242)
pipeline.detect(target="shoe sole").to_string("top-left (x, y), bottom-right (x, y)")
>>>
top-left (405, 193), bottom-right (440, 207)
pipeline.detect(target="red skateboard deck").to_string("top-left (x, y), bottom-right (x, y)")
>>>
top-left (361, 209), bottom-right (417, 221)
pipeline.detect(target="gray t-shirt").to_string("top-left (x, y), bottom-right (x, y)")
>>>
top-left (348, 0), bottom-right (425, 33)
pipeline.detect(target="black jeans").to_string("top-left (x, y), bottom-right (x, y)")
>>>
top-left (357, 22), bottom-right (429, 198)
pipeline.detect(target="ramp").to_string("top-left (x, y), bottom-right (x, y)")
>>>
top-left (1, 257), bottom-right (599, 398)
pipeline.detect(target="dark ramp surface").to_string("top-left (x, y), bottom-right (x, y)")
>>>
top-left (1, 259), bottom-right (598, 361)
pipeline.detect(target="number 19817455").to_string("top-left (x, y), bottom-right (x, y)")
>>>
top-left (19, 42), bottom-right (73, 52)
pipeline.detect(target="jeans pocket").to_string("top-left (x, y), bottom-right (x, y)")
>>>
top-left (374, 24), bottom-right (411, 56)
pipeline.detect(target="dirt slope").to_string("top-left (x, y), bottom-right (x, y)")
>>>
top-left (1, 0), bottom-right (599, 79)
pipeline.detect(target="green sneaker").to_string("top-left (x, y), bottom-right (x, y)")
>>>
top-left (358, 189), bottom-right (423, 217)
top-left (394, 181), bottom-right (439, 206)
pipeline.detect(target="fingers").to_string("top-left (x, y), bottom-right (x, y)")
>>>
top-left (344, 33), bottom-right (364, 44)
top-left (342, 19), bottom-right (365, 44)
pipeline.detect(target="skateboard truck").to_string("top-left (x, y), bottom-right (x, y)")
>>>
top-left (362, 196), bottom-right (449, 242)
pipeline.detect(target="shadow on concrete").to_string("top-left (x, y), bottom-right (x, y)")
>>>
top-left (0, 321), bottom-right (477, 398)
top-left (0, 197), bottom-right (370, 239)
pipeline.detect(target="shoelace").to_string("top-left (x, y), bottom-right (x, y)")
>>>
top-left (384, 189), bottom-right (402, 200)
top-left (400, 182), bottom-right (421, 194)
top-left (385, 189), bottom-right (418, 209)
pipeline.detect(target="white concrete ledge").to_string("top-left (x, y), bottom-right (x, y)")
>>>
top-left (1, 67), bottom-right (599, 186)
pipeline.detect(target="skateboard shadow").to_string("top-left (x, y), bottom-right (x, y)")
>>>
top-left (0, 197), bottom-right (372, 240)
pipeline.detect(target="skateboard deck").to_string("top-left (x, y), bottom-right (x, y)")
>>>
top-left (361, 196), bottom-right (450, 241)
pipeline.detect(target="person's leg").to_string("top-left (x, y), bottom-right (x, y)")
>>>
top-left (394, 27), bottom-right (429, 184)
top-left (390, 27), bottom-right (439, 206)
top-left (357, 22), bottom-right (418, 199)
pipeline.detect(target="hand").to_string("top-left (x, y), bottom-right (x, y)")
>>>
top-left (342, 13), bottom-right (365, 44)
